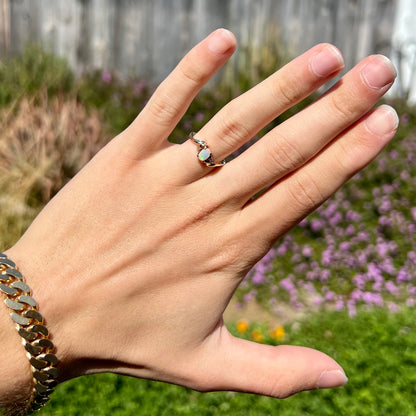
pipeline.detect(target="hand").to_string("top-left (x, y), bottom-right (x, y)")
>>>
top-left (5, 29), bottom-right (397, 398)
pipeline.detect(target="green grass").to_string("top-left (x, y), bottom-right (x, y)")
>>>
top-left (40, 307), bottom-right (416, 416)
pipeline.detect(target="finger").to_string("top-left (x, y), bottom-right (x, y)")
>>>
top-left (238, 104), bottom-right (398, 243)
top-left (219, 54), bottom-right (397, 205)
top-left (172, 43), bottom-right (344, 183)
top-left (192, 329), bottom-right (347, 398)
top-left (122, 29), bottom-right (236, 156)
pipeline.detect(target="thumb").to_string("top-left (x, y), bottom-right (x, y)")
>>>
top-left (194, 329), bottom-right (347, 398)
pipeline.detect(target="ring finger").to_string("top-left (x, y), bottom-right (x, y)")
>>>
top-left (172, 43), bottom-right (344, 182)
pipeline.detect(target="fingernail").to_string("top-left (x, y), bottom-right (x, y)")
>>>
top-left (317, 370), bottom-right (348, 389)
top-left (361, 55), bottom-right (397, 89)
top-left (310, 45), bottom-right (344, 77)
top-left (365, 105), bottom-right (399, 137)
top-left (208, 28), bottom-right (235, 55)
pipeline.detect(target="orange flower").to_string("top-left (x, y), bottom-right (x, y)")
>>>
top-left (271, 325), bottom-right (285, 341)
top-left (236, 319), bottom-right (249, 334)
top-left (250, 330), bottom-right (264, 343)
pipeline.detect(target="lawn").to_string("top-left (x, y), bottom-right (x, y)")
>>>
top-left (41, 307), bottom-right (416, 416)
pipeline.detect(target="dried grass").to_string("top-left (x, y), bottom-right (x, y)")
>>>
top-left (0, 93), bottom-right (110, 248)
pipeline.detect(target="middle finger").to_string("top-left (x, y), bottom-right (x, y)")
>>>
top-left (219, 54), bottom-right (397, 206)
top-left (172, 43), bottom-right (344, 183)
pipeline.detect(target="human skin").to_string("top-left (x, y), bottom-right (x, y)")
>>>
top-left (0, 28), bottom-right (397, 411)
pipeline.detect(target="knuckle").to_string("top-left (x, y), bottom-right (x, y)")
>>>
top-left (334, 140), bottom-right (354, 172)
top-left (146, 92), bottom-right (179, 127)
top-left (336, 129), bottom-right (374, 174)
top-left (178, 55), bottom-right (208, 86)
top-left (286, 172), bottom-right (324, 212)
top-left (268, 379), bottom-right (296, 399)
top-left (205, 239), bottom-right (244, 274)
top-left (330, 92), bottom-right (354, 121)
top-left (273, 75), bottom-right (302, 107)
top-left (218, 113), bottom-right (251, 149)
top-left (265, 133), bottom-right (304, 175)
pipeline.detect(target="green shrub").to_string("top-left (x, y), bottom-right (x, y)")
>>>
top-left (0, 45), bottom-right (73, 107)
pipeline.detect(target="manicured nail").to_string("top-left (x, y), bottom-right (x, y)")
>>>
top-left (361, 55), bottom-right (397, 89)
top-left (365, 105), bottom-right (399, 137)
top-left (208, 28), bottom-right (235, 55)
top-left (310, 45), bottom-right (344, 77)
top-left (317, 370), bottom-right (348, 389)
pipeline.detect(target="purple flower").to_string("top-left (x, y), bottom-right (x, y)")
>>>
top-left (133, 79), bottom-right (147, 95)
top-left (346, 210), bottom-right (361, 222)
top-left (401, 170), bottom-right (410, 181)
top-left (362, 292), bottom-right (383, 306)
top-left (346, 224), bottom-right (356, 236)
top-left (276, 243), bottom-right (287, 256)
top-left (379, 216), bottom-right (393, 227)
top-left (195, 111), bottom-right (205, 122)
top-left (335, 299), bottom-right (344, 311)
top-left (407, 298), bottom-right (416, 306)
top-left (407, 285), bottom-right (416, 295)
top-left (329, 211), bottom-right (343, 227)
top-left (252, 271), bottom-right (265, 285)
top-left (320, 269), bottom-right (331, 282)
top-left (102, 71), bottom-right (112, 83)
top-left (389, 150), bottom-right (399, 160)
top-left (313, 296), bottom-right (324, 306)
top-left (353, 273), bottom-right (366, 290)
top-left (385, 280), bottom-right (399, 296)
top-left (311, 218), bottom-right (324, 232)
top-left (388, 302), bottom-right (399, 312)
top-left (351, 289), bottom-right (362, 301)
top-left (412, 207), bottom-right (416, 222)
top-left (325, 291), bottom-right (336, 301)
top-left (280, 277), bottom-right (296, 294)
top-left (339, 241), bottom-right (351, 251)
top-left (322, 249), bottom-right (332, 266)
top-left (302, 246), bottom-right (313, 257)
top-left (400, 113), bottom-right (410, 124)
top-left (243, 289), bottom-right (257, 303)
top-left (397, 268), bottom-right (410, 283)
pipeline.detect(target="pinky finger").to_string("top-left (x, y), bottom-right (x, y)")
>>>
top-left (239, 105), bottom-right (399, 243)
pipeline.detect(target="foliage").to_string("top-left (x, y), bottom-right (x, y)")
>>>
top-left (39, 307), bottom-right (416, 416)
top-left (76, 71), bottom-right (150, 134)
top-left (0, 45), bottom-right (73, 108)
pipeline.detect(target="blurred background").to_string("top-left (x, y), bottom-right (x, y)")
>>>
top-left (0, 0), bottom-right (415, 99)
top-left (1, 1), bottom-right (416, 415)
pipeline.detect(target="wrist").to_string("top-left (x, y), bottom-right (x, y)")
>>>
top-left (3, 244), bottom-right (88, 382)
top-left (0, 293), bottom-right (33, 415)
top-left (0, 251), bottom-right (60, 413)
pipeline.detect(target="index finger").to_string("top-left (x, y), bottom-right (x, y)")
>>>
top-left (123, 29), bottom-right (236, 155)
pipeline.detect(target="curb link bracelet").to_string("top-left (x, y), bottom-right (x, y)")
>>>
top-left (0, 253), bottom-right (59, 414)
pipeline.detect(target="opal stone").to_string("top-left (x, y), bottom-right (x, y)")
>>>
top-left (198, 148), bottom-right (211, 162)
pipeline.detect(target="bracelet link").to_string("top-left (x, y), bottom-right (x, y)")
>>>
top-left (0, 253), bottom-right (59, 414)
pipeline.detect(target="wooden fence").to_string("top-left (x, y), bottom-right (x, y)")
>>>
top-left (0, 0), bottom-right (397, 85)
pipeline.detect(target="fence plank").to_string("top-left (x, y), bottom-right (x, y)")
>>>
top-left (2, 0), bottom-right (397, 85)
